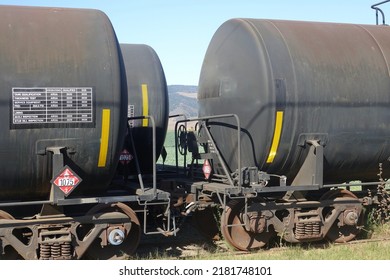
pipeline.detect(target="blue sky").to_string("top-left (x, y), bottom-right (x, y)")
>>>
top-left (0, 1), bottom-right (388, 85)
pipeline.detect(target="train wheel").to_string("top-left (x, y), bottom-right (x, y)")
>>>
top-left (84, 203), bottom-right (141, 259)
top-left (0, 210), bottom-right (21, 260)
top-left (221, 200), bottom-right (274, 251)
top-left (321, 189), bottom-right (362, 243)
top-left (192, 207), bottom-right (220, 240)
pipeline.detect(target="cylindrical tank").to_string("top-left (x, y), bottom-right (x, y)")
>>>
top-left (119, 44), bottom-right (169, 174)
top-left (0, 6), bottom-right (127, 200)
top-left (198, 18), bottom-right (390, 183)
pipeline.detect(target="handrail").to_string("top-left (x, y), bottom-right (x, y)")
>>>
top-left (175, 113), bottom-right (242, 187)
top-left (371, 0), bottom-right (390, 25)
top-left (128, 115), bottom-right (157, 198)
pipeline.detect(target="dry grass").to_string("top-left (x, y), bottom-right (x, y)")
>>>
top-left (186, 223), bottom-right (390, 260)
top-left (134, 223), bottom-right (390, 260)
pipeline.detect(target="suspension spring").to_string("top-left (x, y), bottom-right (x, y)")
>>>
top-left (39, 243), bottom-right (51, 260)
top-left (51, 243), bottom-right (61, 258)
top-left (295, 221), bottom-right (321, 239)
top-left (39, 242), bottom-right (73, 259)
top-left (61, 242), bottom-right (72, 259)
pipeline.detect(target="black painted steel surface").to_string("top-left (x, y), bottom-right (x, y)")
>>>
top-left (120, 44), bottom-right (169, 173)
top-left (0, 6), bottom-right (127, 200)
top-left (198, 18), bottom-right (390, 183)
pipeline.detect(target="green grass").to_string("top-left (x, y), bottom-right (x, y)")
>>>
top-left (158, 130), bottom-right (194, 167)
top-left (194, 241), bottom-right (390, 260)
top-left (192, 223), bottom-right (390, 260)
top-left (134, 223), bottom-right (390, 260)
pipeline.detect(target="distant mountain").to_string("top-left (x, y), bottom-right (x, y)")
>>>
top-left (168, 85), bottom-right (198, 117)
top-left (167, 85), bottom-right (198, 130)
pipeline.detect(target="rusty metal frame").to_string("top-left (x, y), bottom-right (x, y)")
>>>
top-left (182, 117), bottom-right (384, 246)
top-left (0, 211), bottom-right (130, 259)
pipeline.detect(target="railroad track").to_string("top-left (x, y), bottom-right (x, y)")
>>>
top-left (132, 220), bottom-right (390, 260)
top-left (135, 236), bottom-right (390, 260)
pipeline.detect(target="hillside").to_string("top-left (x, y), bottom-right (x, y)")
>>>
top-left (167, 85), bottom-right (198, 130)
top-left (168, 85), bottom-right (198, 117)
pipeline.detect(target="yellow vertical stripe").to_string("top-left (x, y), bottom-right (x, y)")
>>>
top-left (141, 84), bottom-right (149, 127)
top-left (98, 109), bottom-right (110, 167)
top-left (266, 111), bottom-right (284, 163)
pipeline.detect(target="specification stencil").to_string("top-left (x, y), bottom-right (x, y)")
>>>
top-left (12, 87), bottom-right (93, 126)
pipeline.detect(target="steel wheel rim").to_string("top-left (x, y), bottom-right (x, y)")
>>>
top-left (221, 200), bottom-right (274, 251)
top-left (321, 189), bottom-right (362, 243)
top-left (84, 202), bottom-right (141, 259)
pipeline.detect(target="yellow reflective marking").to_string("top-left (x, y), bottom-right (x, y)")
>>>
top-left (142, 84), bottom-right (149, 127)
top-left (98, 109), bottom-right (110, 167)
top-left (266, 111), bottom-right (284, 163)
